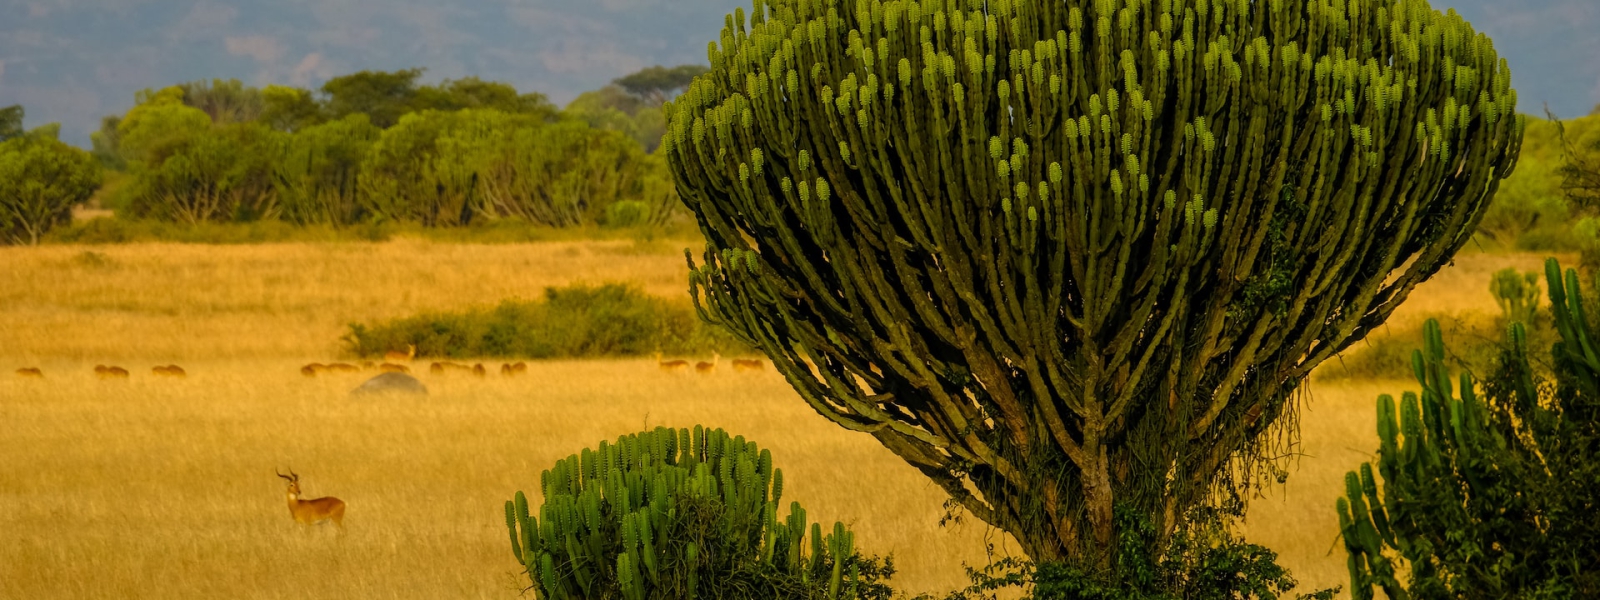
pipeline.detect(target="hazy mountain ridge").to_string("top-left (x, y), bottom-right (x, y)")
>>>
top-left (0, 0), bottom-right (1595, 147)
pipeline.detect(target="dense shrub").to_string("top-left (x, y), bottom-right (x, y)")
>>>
top-left (343, 283), bottom-right (750, 359)
top-left (505, 426), bottom-right (898, 600)
top-left (1338, 258), bottom-right (1600, 599)
top-left (945, 506), bottom-right (1335, 600)
top-left (0, 134), bottom-right (102, 245)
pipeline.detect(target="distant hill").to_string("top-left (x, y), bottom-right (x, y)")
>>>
top-left (0, 0), bottom-right (1594, 147)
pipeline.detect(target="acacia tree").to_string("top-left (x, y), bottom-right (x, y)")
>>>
top-left (666, 0), bottom-right (1523, 570)
top-left (0, 135), bottom-right (101, 244)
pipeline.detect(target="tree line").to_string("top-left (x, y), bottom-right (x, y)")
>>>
top-left (0, 65), bottom-right (707, 243)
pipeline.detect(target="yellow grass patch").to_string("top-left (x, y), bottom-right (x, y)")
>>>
top-left (0, 239), bottom-right (1558, 598)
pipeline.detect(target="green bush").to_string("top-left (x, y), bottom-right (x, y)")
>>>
top-left (343, 283), bottom-right (750, 359)
top-left (1337, 258), bottom-right (1600, 599)
top-left (505, 426), bottom-right (898, 600)
top-left (0, 134), bottom-right (102, 245)
top-left (944, 506), bottom-right (1335, 600)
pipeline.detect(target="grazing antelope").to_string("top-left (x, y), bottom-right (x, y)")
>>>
top-left (378, 363), bottom-right (410, 374)
top-left (384, 344), bottom-right (417, 363)
top-left (152, 365), bottom-right (187, 378)
top-left (500, 362), bottom-right (529, 377)
top-left (472, 363), bottom-right (487, 378)
top-left (694, 352), bottom-right (721, 375)
top-left (654, 352), bottom-right (690, 373)
top-left (326, 363), bottom-right (361, 373)
top-left (15, 367), bottom-right (43, 378)
top-left (430, 361), bottom-right (473, 375)
top-left (732, 358), bottom-right (765, 373)
top-left (300, 363), bottom-right (326, 377)
top-left (95, 365), bottom-right (130, 379)
top-left (276, 469), bottom-right (346, 530)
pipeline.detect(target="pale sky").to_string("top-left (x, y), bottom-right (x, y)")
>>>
top-left (0, 0), bottom-right (1594, 147)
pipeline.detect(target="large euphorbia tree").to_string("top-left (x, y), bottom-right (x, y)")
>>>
top-left (665, 0), bottom-right (1522, 567)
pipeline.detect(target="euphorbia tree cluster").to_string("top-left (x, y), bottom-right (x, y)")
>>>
top-left (666, 0), bottom-right (1522, 568)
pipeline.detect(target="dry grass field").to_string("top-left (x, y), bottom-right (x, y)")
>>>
top-left (0, 237), bottom-right (1567, 598)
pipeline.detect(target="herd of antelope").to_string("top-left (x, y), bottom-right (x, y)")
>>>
top-left (11, 364), bottom-right (189, 379)
top-left (653, 351), bottom-right (766, 374)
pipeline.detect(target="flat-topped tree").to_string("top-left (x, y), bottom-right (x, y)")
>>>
top-left (666, 0), bottom-right (1523, 568)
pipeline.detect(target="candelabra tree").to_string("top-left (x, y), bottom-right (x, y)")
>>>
top-left (666, 0), bottom-right (1523, 570)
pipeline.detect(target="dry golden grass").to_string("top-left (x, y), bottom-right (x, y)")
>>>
top-left (0, 238), bottom-right (695, 361)
top-left (0, 360), bottom-right (1002, 599)
top-left (0, 238), bottom-right (1557, 598)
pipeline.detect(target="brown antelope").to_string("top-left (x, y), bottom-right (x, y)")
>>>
top-left (694, 352), bottom-right (721, 375)
top-left (384, 344), bottom-right (416, 363)
top-left (731, 358), bottom-right (765, 373)
top-left (276, 468), bottom-right (345, 530)
top-left (378, 363), bottom-right (410, 374)
top-left (95, 365), bottom-right (130, 379)
top-left (472, 363), bottom-right (487, 378)
top-left (15, 367), bottom-right (43, 378)
top-left (500, 362), bottom-right (529, 376)
top-left (430, 361), bottom-right (473, 375)
top-left (654, 352), bottom-right (690, 373)
top-left (152, 365), bottom-right (187, 378)
top-left (300, 363), bottom-right (327, 377)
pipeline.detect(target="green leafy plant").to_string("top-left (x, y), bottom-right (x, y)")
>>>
top-left (505, 426), bottom-right (897, 600)
top-left (0, 133), bottom-right (103, 245)
top-left (343, 283), bottom-right (750, 359)
top-left (1338, 258), bottom-right (1600, 599)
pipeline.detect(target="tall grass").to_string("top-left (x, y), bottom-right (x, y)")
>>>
top-left (0, 239), bottom-right (1566, 598)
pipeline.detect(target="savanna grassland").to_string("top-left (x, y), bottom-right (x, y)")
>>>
top-left (0, 238), bottom-right (1566, 598)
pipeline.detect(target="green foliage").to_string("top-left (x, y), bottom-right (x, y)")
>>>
top-left (613, 65), bottom-right (709, 105)
top-left (670, 0), bottom-right (1523, 572)
top-left (1339, 259), bottom-right (1600, 599)
top-left (259, 85), bottom-right (324, 133)
top-left (178, 78), bottom-right (265, 124)
top-left (0, 104), bottom-right (23, 141)
top-left (566, 85), bottom-right (669, 151)
top-left (343, 283), bottom-right (750, 360)
top-left (321, 68), bottom-right (428, 128)
top-left (123, 121), bottom-right (284, 223)
top-left (946, 507), bottom-right (1335, 600)
top-left (0, 135), bottom-right (102, 245)
top-left (1476, 114), bottom-right (1600, 250)
top-left (505, 426), bottom-right (897, 600)
top-left (1489, 267), bottom-right (1540, 324)
top-left (274, 114), bottom-right (380, 225)
top-left (90, 115), bottom-right (126, 169)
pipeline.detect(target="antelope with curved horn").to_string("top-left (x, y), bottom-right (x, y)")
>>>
top-left (276, 468), bottom-right (345, 530)
top-left (694, 352), bottom-right (720, 375)
top-left (383, 344), bottom-right (416, 363)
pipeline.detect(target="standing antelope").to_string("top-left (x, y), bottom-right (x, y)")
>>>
top-left (276, 469), bottom-right (345, 530)
top-left (152, 365), bottom-right (187, 378)
top-left (384, 344), bottom-right (416, 363)
top-left (732, 358), bottom-right (765, 373)
top-left (694, 352), bottom-right (721, 375)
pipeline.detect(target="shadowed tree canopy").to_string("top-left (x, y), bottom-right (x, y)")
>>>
top-left (321, 68), bottom-right (429, 128)
top-left (179, 78), bottom-right (265, 124)
top-left (614, 64), bottom-right (710, 105)
top-left (668, 0), bottom-right (1524, 571)
top-left (0, 105), bottom-right (23, 142)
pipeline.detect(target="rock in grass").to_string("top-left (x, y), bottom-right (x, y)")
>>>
top-left (350, 372), bottom-right (428, 397)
